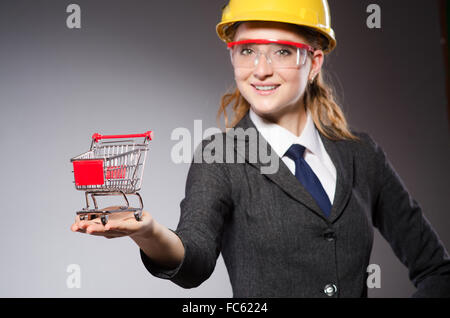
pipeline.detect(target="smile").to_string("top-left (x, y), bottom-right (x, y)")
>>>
top-left (251, 84), bottom-right (280, 95)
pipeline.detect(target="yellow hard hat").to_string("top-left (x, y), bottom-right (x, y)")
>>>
top-left (216, 0), bottom-right (336, 54)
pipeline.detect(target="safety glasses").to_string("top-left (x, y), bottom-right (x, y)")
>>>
top-left (227, 39), bottom-right (315, 69)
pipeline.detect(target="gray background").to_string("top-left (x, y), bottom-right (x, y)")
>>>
top-left (0, 0), bottom-right (448, 297)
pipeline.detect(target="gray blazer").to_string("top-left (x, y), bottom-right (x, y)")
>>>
top-left (140, 112), bottom-right (450, 297)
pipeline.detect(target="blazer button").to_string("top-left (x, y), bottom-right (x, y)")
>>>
top-left (323, 231), bottom-right (336, 241)
top-left (324, 283), bottom-right (337, 297)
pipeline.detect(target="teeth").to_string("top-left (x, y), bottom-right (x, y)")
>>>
top-left (255, 85), bottom-right (277, 91)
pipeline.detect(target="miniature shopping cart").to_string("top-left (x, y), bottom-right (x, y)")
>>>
top-left (70, 131), bottom-right (153, 225)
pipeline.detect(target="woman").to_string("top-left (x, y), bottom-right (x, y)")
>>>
top-left (71, 0), bottom-right (450, 297)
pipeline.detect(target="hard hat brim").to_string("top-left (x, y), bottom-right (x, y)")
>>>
top-left (216, 18), bottom-right (336, 54)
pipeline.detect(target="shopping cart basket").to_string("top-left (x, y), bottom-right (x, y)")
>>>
top-left (70, 131), bottom-right (153, 225)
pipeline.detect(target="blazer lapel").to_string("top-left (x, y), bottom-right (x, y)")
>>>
top-left (231, 111), bottom-right (354, 224)
top-left (320, 134), bottom-right (354, 224)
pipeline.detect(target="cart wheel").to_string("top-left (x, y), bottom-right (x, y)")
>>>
top-left (79, 215), bottom-right (86, 221)
top-left (101, 215), bottom-right (108, 226)
top-left (134, 211), bottom-right (142, 222)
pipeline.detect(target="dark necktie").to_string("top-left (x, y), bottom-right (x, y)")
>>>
top-left (285, 144), bottom-right (332, 217)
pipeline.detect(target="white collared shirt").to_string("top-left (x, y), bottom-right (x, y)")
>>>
top-left (249, 108), bottom-right (337, 204)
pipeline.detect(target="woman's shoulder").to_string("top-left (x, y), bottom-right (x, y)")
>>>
top-left (338, 129), bottom-right (389, 170)
top-left (337, 129), bottom-right (384, 154)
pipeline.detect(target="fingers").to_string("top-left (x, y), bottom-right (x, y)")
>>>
top-left (73, 222), bottom-right (128, 238)
top-left (71, 210), bottom-right (151, 238)
top-left (71, 214), bottom-right (136, 238)
top-left (104, 217), bottom-right (139, 233)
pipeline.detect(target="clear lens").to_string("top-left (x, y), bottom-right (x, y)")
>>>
top-left (230, 43), bottom-right (307, 69)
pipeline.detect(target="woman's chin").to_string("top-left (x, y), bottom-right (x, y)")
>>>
top-left (251, 104), bottom-right (283, 118)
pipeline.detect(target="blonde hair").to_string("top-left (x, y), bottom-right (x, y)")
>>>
top-left (216, 23), bottom-right (358, 141)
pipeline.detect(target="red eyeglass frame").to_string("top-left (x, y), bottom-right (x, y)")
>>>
top-left (227, 39), bottom-right (315, 53)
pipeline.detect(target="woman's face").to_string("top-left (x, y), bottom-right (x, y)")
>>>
top-left (232, 21), bottom-right (323, 120)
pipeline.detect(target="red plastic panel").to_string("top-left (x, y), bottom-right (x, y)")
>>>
top-left (106, 165), bottom-right (126, 179)
top-left (73, 160), bottom-right (105, 186)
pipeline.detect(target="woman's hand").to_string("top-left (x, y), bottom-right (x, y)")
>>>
top-left (70, 207), bottom-right (184, 269)
top-left (70, 208), bottom-right (155, 240)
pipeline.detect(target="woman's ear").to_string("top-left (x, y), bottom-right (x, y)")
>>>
top-left (309, 49), bottom-right (324, 82)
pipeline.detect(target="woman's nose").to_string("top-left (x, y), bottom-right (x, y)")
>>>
top-left (253, 53), bottom-right (273, 79)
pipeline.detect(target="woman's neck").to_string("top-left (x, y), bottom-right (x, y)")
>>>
top-left (254, 104), bottom-right (308, 137)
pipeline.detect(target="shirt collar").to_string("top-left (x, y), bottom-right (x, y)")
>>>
top-left (249, 108), bottom-right (323, 159)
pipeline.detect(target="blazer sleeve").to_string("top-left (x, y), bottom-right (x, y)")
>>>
top-left (140, 137), bottom-right (233, 288)
top-left (363, 133), bottom-right (450, 297)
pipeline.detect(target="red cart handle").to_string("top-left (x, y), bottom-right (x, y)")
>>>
top-left (92, 131), bottom-right (153, 142)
